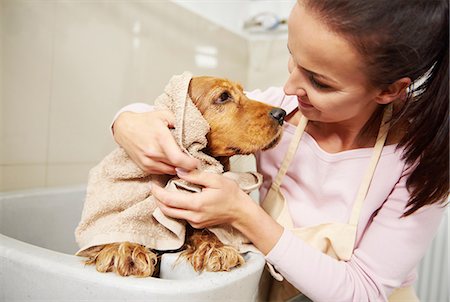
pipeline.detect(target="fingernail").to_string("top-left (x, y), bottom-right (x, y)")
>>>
top-left (175, 167), bottom-right (188, 176)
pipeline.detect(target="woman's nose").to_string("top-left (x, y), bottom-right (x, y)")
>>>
top-left (284, 68), bottom-right (307, 97)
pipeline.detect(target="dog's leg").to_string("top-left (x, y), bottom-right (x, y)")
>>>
top-left (180, 229), bottom-right (245, 272)
top-left (84, 242), bottom-right (158, 277)
top-left (217, 156), bottom-right (231, 171)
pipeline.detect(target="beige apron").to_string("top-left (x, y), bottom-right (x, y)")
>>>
top-left (261, 104), bottom-right (419, 302)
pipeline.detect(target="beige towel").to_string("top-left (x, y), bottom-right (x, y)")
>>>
top-left (75, 72), bottom-right (261, 256)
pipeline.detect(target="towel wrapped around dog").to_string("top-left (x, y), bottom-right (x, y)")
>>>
top-left (75, 72), bottom-right (261, 256)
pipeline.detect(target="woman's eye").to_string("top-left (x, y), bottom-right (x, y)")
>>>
top-left (309, 75), bottom-right (330, 90)
top-left (216, 92), bottom-right (231, 104)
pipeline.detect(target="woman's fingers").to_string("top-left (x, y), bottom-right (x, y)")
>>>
top-left (153, 184), bottom-right (210, 228)
top-left (152, 184), bottom-right (199, 211)
top-left (139, 111), bottom-right (199, 171)
top-left (155, 198), bottom-right (206, 229)
top-left (155, 199), bottom-right (193, 220)
top-left (141, 137), bottom-right (199, 173)
top-left (115, 109), bottom-right (199, 173)
top-left (152, 175), bottom-right (244, 228)
top-left (175, 169), bottom-right (229, 189)
top-left (159, 137), bottom-right (200, 171)
top-left (138, 158), bottom-right (176, 175)
top-left (156, 110), bottom-right (176, 128)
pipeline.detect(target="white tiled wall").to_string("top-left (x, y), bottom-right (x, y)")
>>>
top-left (1, 0), bottom-right (289, 191)
top-left (2, 0), bottom-right (55, 190)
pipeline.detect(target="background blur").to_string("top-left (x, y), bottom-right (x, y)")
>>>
top-left (0, 1), bottom-right (447, 301)
top-left (1, 0), bottom-right (294, 191)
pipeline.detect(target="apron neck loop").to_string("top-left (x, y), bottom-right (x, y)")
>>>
top-left (266, 103), bottom-right (393, 226)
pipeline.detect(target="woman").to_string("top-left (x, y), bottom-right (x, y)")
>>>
top-left (112, 0), bottom-right (448, 301)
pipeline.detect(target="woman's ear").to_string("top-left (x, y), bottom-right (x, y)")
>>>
top-left (375, 77), bottom-right (411, 104)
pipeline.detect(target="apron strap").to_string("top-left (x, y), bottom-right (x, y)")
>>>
top-left (271, 114), bottom-right (308, 190)
top-left (261, 114), bottom-right (308, 217)
top-left (348, 104), bottom-right (393, 225)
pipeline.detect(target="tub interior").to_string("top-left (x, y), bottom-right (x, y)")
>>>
top-left (0, 186), bottom-right (267, 302)
top-left (0, 186), bottom-right (86, 254)
top-left (0, 186), bottom-right (262, 278)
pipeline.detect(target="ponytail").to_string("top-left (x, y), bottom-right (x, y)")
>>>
top-left (397, 33), bottom-right (449, 215)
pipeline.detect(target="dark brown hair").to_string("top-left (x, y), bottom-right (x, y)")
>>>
top-left (303, 0), bottom-right (449, 215)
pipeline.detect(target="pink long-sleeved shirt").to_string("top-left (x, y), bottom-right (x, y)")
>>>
top-left (114, 87), bottom-right (445, 302)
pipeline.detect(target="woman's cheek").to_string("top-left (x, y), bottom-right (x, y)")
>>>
top-left (309, 93), bottom-right (335, 112)
top-left (287, 57), bottom-right (294, 73)
top-left (324, 95), bottom-right (356, 118)
top-left (306, 90), bottom-right (322, 107)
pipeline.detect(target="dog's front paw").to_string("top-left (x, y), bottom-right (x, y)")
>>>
top-left (84, 242), bottom-right (158, 277)
top-left (181, 229), bottom-right (245, 272)
top-left (192, 244), bottom-right (245, 272)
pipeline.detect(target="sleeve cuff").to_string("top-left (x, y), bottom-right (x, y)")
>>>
top-left (110, 103), bottom-right (154, 135)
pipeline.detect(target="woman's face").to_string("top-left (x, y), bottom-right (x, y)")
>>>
top-left (285, 2), bottom-right (381, 126)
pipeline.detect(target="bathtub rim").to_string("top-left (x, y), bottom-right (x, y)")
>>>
top-left (0, 185), bottom-right (266, 294)
top-left (0, 184), bottom-right (86, 199)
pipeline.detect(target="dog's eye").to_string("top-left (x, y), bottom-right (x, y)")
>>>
top-left (215, 92), bottom-right (231, 104)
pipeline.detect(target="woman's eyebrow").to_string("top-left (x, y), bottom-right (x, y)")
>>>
top-left (302, 67), bottom-right (338, 84)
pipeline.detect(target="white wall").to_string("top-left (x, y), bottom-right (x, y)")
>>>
top-left (0, 0), bottom-right (289, 191)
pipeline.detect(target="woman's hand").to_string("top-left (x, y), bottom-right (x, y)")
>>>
top-left (152, 169), bottom-right (284, 255)
top-left (151, 169), bottom-right (252, 229)
top-left (113, 110), bottom-right (199, 174)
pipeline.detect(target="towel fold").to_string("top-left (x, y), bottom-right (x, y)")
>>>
top-left (75, 72), bottom-right (261, 256)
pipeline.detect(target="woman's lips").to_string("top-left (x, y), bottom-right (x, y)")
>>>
top-left (297, 96), bottom-right (313, 109)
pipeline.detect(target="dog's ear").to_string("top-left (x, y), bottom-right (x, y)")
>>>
top-left (187, 78), bottom-right (199, 104)
top-left (188, 77), bottom-right (211, 110)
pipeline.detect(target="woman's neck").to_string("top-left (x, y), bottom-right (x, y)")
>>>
top-left (286, 107), bottom-right (384, 153)
top-left (286, 104), bottom-right (407, 153)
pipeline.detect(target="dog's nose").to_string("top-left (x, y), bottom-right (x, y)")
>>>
top-left (269, 108), bottom-right (286, 125)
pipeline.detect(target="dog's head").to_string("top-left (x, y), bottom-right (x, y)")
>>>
top-left (188, 76), bottom-right (285, 158)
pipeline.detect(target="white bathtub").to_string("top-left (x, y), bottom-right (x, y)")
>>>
top-left (0, 186), bottom-right (266, 301)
